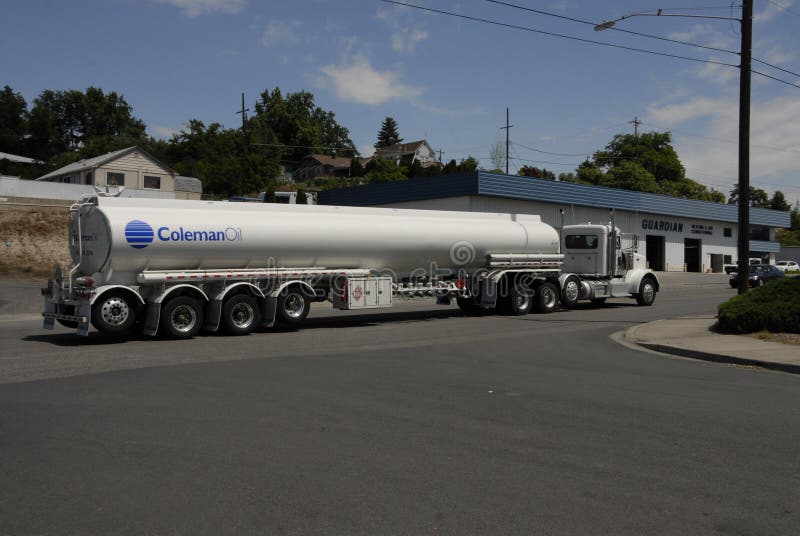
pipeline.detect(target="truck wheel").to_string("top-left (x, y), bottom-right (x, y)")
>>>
top-left (222, 294), bottom-right (261, 335)
top-left (277, 287), bottom-right (310, 326)
top-left (507, 285), bottom-right (533, 315)
top-left (560, 275), bottom-right (581, 308)
top-left (636, 278), bottom-right (657, 306)
top-left (161, 296), bottom-right (204, 339)
top-left (533, 282), bottom-right (558, 314)
top-left (91, 292), bottom-right (137, 334)
top-left (456, 296), bottom-right (484, 316)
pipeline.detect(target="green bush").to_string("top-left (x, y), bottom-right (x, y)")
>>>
top-left (718, 277), bottom-right (800, 334)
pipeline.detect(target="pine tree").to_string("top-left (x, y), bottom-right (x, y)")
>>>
top-left (375, 117), bottom-right (402, 148)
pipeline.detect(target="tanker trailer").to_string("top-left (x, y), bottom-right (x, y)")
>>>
top-left (42, 195), bottom-right (566, 338)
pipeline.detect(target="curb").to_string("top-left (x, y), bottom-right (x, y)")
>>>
top-left (624, 323), bottom-right (800, 375)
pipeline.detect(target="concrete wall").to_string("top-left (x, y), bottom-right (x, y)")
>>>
top-left (1, 176), bottom-right (176, 201)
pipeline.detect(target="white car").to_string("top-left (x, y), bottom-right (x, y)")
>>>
top-left (774, 260), bottom-right (799, 272)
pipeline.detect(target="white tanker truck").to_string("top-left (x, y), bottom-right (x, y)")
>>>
top-left (42, 195), bottom-right (659, 338)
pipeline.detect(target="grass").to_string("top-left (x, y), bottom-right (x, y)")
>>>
top-left (718, 277), bottom-right (800, 334)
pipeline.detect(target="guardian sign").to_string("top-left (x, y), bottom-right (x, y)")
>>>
top-left (125, 219), bottom-right (242, 249)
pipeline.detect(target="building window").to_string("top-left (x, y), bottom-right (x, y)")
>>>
top-left (107, 172), bottom-right (125, 186)
top-left (144, 175), bottom-right (161, 190)
top-left (723, 227), bottom-right (732, 237)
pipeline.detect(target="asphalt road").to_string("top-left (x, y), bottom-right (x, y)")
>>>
top-left (1, 276), bottom-right (798, 535)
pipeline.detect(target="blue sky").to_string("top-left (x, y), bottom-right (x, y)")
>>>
top-left (2, 0), bottom-right (799, 205)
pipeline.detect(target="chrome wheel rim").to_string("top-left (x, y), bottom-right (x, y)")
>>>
top-left (231, 302), bottom-right (255, 329)
top-left (514, 294), bottom-right (531, 311)
top-left (642, 282), bottom-right (655, 302)
top-left (171, 305), bottom-right (197, 333)
top-left (284, 293), bottom-right (306, 318)
top-left (541, 286), bottom-right (557, 308)
top-left (100, 297), bottom-right (130, 327)
top-left (564, 280), bottom-right (580, 302)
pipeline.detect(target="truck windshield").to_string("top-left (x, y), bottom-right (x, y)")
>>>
top-left (565, 234), bottom-right (599, 249)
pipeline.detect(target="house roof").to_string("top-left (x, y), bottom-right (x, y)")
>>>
top-left (175, 175), bottom-right (202, 193)
top-left (302, 154), bottom-right (351, 169)
top-left (0, 151), bottom-right (45, 165)
top-left (317, 171), bottom-right (792, 229)
top-left (36, 146), bottom-right (175, 181)
top-left (374, 140), bottom-right (428, 156)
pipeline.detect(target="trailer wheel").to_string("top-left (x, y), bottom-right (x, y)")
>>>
top-left (533, 282), bottom-right (558, 314)
top-left (507, 285), bottom-right (533, 315)
top-left (277, 287), bottom-right (310, 326)
top-left (161, 296), bottom-right (204, 339)
top-left (91, 292), bottom-right (137, 334)
top-left (636, 277), bottom-right (657, 306)
top-left (560, 275), bottom-right (581, 308)
top-left (221, 294), bottom-right (261, 335)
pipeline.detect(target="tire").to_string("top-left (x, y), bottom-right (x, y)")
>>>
top-left (221, 294), bottom-right (260, 335)
top-left (729, 281), bottom-right (737, 288)
top-left (160, 296), bottom-right (204, 339)
top-left (636, 277), bottom-right (657, 306)
top-left (91, 291), bottom-right (137, 334)
top-left (591, 297), bottom-right (607, 306)
top-left (560, 275), bottom-right (581, 308)
top-left (277, 287), bottom-right (310, 326)
top-left (533, 282), bottom-right (558, 314)
top-left (507, 284), bottom-right (533, 315)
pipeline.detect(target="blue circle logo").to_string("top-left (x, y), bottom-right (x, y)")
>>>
top-left (125, 220), bottom-right (154, 249)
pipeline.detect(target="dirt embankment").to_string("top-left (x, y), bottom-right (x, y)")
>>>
top-left (0, 205), bottom-right (71, 278)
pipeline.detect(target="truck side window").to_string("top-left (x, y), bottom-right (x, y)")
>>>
top-left (565, 234), bottom-right (598, 249)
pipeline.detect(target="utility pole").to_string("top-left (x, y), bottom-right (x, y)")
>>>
top-left (437, 148), bottom-right (445, 163)
top-left (737, 0), bottom-right (752, 295)
top-left (629, 116), bottom-right (642, 140)
top-left (236, 92), bottom-right (250, 196)
top-left (500, 107), bottom-right (513, 174)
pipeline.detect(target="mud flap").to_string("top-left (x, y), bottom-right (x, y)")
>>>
top-left (43, 300), bottom-right (55, 330)
top-left (480, 279), bottom-right (498, 308)
top-left (261, 296), bottom-right (278, 327)
top-left (205, 299), bottom-right (223, 332)
top-left (77, 304), bottom-right (91, 336)
top-left (143, 302), bottom-right (161, 337)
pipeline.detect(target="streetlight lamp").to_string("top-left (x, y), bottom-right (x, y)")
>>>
top-left (595, 1), bottom-right (754, 294)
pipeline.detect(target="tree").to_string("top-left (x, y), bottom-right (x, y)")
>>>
top-left (728, 185), bottom-right (770, 208)
top-left (375, 116), bottom-right (402, 148)
top-left (0, 85), bottom-right (28, 155)
top-left (366, 157), bottom-right (406, 183)
top-left (350, 157), bottom-right (364, 177)
top-left (518, 166), bottom-right (555, 180)
top-left (295, 187), bottom-right (308, 204)
top-left (489, 141), bottom-right (505, 172)
top-left (251, 87), bottom-right (355, 164)
top-left (770, 191), bottom-right (791, 212)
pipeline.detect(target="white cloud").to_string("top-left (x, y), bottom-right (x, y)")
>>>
top-left (358, 143), bottom-right (376, 158)
top-left (377, 5), bottom-right (430, 53)
top-left (319, 57), bottom-right (423, 105)
top-left (260, 19), bottom-right (302, 48)
top-left (150, 125), bottom-right (179, 139)
top-left (155, 0), bottom-right (246, 17)
top-left (646, 94), bottom-right (800, 197)
top-left (755, 0), bottom-right (794, 23)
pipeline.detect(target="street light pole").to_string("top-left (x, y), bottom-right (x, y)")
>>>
top-left (737, 0), bottom-right (753, 295)
top-left (595, 3), bottom-right (753, 293)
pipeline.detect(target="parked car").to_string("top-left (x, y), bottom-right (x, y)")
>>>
top-left (774, 260), bottom-right (799, 272)
top-left (729, 264), bottom-right (785, 288)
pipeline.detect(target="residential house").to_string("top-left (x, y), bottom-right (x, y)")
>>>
top-left (35, 146), bottom-right (202, 200)
top-left (374, 140), bottom-right (438, 168)
top-left (293, 154), bottom-right (352, 182)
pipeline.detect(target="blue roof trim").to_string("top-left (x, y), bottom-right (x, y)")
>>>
top-left (318, 171), bottom-right (791, 228)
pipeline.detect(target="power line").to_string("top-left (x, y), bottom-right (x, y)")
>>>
top-left (752, 58), bottom-right (800, 79)
top-left (512, 141), bottom-right (588, 157)
top-left (381, 0), bottom-right (740, 68)
top-left (751, 69), bottom-right (800, 89)
top-left (484, 0), bottom-right (739, 56)
top-left (766, 0), bottom-right (800, 16)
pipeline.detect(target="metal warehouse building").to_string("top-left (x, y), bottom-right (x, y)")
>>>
top-left (318, 171), bottom-right (792, 273)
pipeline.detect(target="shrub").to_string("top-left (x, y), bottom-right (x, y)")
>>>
top-left (718, 278), bottom-right (800, 334)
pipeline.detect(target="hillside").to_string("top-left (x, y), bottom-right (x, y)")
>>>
top-left (0, 206), bottom-right (71, 278)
